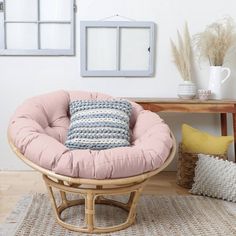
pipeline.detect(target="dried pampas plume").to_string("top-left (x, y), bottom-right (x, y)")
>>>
top-left (170, 23), bottom-right (192, 81)
top-left (194, 17), bottom-right (236, 66)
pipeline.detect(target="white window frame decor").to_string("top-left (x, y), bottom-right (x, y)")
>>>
top-left (0, 0), bottom-right (76, 56)
top-left (80, 21), bottom-right (155, 77)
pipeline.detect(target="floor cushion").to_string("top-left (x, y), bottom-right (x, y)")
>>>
top-left (191, 154), bottom-right (236, 202)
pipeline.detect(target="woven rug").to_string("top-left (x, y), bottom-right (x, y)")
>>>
top-left (1, 194), bottom-right (236, 236)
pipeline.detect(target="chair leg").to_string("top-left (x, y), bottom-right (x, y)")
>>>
top-left (127, 188), bottom-right (143, 221)
top-left (127, 192), bottom-right (136, 207)
top-left (45, 184), bottom-right (61, 221)
top-left (86, 193), bottom-right (95, 232)
top-left (58, 180), bottom-right (68, 206)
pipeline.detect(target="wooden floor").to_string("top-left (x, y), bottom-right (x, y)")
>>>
top-left (0, 171), bottom-right (189, 224)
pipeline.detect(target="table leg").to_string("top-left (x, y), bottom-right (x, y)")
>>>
top-left (220, 113), bottom-right (227, 136)
top-left (233, 112), bottom-right (236, 162)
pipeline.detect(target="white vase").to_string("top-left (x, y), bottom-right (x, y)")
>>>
top-left (208, 66), bottom-right (231, 99)
top-left (177, 81), bottom-right (197, 99)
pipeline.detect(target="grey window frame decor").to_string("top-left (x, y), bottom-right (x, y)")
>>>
top-left (80, 21), bottom-right (155, 77)
top-left (0, 0), bottom-right (76, 56)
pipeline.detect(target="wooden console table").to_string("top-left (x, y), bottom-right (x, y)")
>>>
top-left (129, 98), bottom-right (236, 162)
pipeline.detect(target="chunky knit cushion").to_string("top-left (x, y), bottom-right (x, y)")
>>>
top-left (191, 154), bottom-right (236, 202)
top-left (65, 100), bottom-right (132, 150)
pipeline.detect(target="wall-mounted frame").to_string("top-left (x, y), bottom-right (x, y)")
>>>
top-left (0, 0), bottom-right (76, 56)
top-left (80, 21), bottom-right (155, 77)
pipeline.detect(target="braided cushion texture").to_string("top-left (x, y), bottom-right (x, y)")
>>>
top-left (8, 90), bottom-right (173, 179)
top-left (65, 100), bottom-right (132, 150)
top-left (191, 154), bottom-right (236, 202)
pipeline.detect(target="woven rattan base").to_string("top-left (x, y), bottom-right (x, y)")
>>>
top-left (177, 144), bottom-right (227, 189)
top-left (43, 175), bottom-right (147, 234)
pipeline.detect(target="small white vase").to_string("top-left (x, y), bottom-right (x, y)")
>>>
top-left (208, 66), bottom-right (231, 99)
top-left (177, 81), bottom-right (197, 99)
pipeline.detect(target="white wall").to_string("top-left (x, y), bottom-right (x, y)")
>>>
top-left (1, 0), bottom-right (236, 171)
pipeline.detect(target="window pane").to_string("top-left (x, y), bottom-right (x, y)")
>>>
top-left (87, 27), bottom-right (117, 71)
top-left (40, 24), bottom-right (71, 49)
top-left (40, 0), bottom-right (71, 21)
top-left (6, 23), bottom-right (37, 49)
top-left (120, 28), bottom-right (150, 71)
top-left (5, 0), bottom-right (37, 21)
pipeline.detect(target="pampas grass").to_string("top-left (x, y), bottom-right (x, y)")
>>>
top-left (194, 17), bottom-right (236, 66)
top-left (170, 23), bottom-right (192, 81)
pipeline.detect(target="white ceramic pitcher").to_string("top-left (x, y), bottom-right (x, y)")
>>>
top-left (208, 66), bottom-right (231, 99)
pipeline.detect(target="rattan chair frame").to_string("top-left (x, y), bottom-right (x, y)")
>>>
top-left (8, 133), bottom-right (176, 234)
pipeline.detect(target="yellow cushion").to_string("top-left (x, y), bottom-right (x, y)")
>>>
top-left (182, 124), bottom-right (234, 154)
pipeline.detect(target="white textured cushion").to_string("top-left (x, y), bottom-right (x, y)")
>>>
top-left (191, 154), bottom-right (236, 202)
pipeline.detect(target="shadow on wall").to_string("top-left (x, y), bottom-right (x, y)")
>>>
top-left (223, 54), bottom-right (236, 99)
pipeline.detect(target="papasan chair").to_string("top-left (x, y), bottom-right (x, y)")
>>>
top-left (8, 90), bottom-right (176, 234)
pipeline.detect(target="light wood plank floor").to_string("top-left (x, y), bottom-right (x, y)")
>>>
top-left (0, 171), bottom-right (189, 224)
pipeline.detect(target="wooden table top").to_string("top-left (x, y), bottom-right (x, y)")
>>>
top-left (126, 98), bottom-right (236, 104)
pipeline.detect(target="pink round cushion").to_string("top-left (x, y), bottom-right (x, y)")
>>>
top-left (8, 90), bottom-right (173, 179)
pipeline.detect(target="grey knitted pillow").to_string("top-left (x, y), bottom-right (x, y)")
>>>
top-left (190, 154), bottom-right (236, 202)
top-left (65, 100), bottom-right (132, 150)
